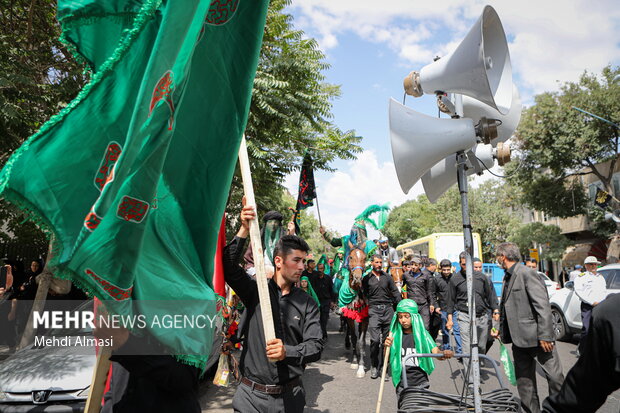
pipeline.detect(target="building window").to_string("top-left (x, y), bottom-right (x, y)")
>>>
top-left (613, 174), bottom-right (620, 197)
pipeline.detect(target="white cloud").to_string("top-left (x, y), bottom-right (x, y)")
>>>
top-left (285, 150), bottom-right (425, 235)
top-left (290, 0), bottom-right (620, 99)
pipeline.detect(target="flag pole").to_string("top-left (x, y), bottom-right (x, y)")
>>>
top-left (375, 333), bottom-right (393, 413)
top-left (314, 186), bottom-right (323, 228)
top-left (238, 136), bottom-right (276, 343)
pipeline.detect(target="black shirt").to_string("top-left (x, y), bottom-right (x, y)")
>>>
top-left (403, 270), bottom-right (434, 307)
top-left (224, 236), bottom-right (323, 385)
top-left (434, 273), bottom-right (453, 310)
top-left (401, 333), bottom-right (429, 388)
top-left (499, 263), bottom-right (516, 344)
top-left (301, 269), bottom-right (320, 279)
top-left (362, 270), bottom-right (402, 306)
top-left (309, 272), bottom-right (335, 302)
top-left (106, 336), bottom-right (201, 413)
top-left (447, 269), bottom-right (499, 316)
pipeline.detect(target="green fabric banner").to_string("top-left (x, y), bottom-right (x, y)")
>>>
top-left (0, 0), bottom-right (269, 368)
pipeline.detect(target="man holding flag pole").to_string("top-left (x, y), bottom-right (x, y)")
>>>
top-left (224, 198), bottom-right (323, 412)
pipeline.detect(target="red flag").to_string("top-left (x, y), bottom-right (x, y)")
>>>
top-left (213, 216), bottom-right (227, 298)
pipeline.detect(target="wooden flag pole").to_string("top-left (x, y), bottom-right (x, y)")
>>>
top-left (375, 333), bottom-right (393, 413)
top-left (238, 136), bottom-right (276, 343)
top-left (85, 348), bottom-right (111, 413)
top-left (314, 186), bottom-right (323, 228)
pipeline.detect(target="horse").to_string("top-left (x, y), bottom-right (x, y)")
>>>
top-left (389, 266), bottom-right (406, 299)
top-left (339, 248), bottom-right (369, 378)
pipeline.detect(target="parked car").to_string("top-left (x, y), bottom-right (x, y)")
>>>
top-left (538, 271), bottom-right (560, 298)
top-left (0, 300), bottom-right (223, 412)
top-left (549, 263), bottom-right (620, 341)
top-left (0, 300), bottom-right (96, 412)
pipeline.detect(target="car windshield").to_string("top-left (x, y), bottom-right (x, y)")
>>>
top-left (538, 272), bottom-right (552, 282)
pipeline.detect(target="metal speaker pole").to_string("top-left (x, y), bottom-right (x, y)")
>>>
top-left (456, 151), bottom-right (482, 412)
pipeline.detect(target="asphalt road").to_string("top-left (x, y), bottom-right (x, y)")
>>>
top-left (200, 313), bottom-right (620, 412)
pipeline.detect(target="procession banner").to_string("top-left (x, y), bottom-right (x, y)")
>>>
top-left (0, 0), bottom-right (269, 367)
top-left (292, 151), bottom-right (317, 234)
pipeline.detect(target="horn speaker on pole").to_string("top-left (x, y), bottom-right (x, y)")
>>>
top-left (421, 142), bottom-right (511, 203)
top-left (389, 98), bottom-right (478, 194)
top-left (463, 84), bottom-right (522, 146)
top-left (403, 5), bottom-right (513, 115)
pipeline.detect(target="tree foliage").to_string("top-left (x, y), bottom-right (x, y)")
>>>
top-left (0, 0), bottom-right (86, 258)
top-left (0, 0), bottom-right (361, 259)
top-left (383, 179), bottom-right (521, 261)
top-left (509, 222), bottom-right (571, 261)
top-left (226, 0), bottom-right (362, 233)
top-left (506, 65), bottom-right (620, 220)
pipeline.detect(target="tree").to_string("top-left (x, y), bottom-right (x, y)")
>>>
top-left (1, 0), bottom-right (362, 258)
top-left (381, 195), bottom-right (437, 246)
top-left (506, 66), bottom-right (620, 225)
top-left (231, 0), bottom-right (362, 220)
top-left (383, 179), bottom-right (520, 261)
top-left (0, 0), bottom-right (86, 258)
top-left (509, 222), bottom-right (571, 261)
top-left (280, 191), bottom-right (335, 257)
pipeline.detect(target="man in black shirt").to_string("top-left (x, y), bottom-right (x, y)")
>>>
top-left (423, 258), bottom-right (442, 340)
top-left (302, 259), bottom-right (319, 279)
top-left (309, 263), bottom-right (336, 339)
top-left (363, 254), bottom-right (402, 379)
top-left (403, 256), bottom-right (434, 329)
top-left (436, 259), bottom-right (462, 354)
top-left (447, 252), bottom-right (499, 360)
top-left (224, 202), bottom-right (323, 413)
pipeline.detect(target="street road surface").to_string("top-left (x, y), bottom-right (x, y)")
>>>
top-left (201, 313), bottom-right (619, 412)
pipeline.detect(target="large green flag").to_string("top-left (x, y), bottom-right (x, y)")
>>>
top-left (0, 0), bottom-right (269, 367)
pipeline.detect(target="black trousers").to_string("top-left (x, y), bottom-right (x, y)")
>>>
top-left (369, 304), bottom-right (394, 369)
top-left (428, 310), bottom-right (441, 340)
top-left (319, 300), bottom-right (331, 338)
top-left (578, 302), bottom-right (593, 353)
top-left (417, 304), bottom-right (430, 330)
top-left (232, 380), bottom-right (305, 413)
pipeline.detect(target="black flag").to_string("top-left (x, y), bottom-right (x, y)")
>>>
top-left (292, 152), bottom-right (317, 234)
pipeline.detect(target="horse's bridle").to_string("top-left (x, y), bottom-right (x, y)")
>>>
top-left (350, 266), bottom-right (364, 272)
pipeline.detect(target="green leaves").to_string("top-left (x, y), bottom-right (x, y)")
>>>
top-left (508, 222), bottom-right (570, 261)
top-left (507, 65), bottom-right (620, 219)
top-left (241, 0), bottom-right (362, 201)
top-left (382, 180), bottom-right (520, 261)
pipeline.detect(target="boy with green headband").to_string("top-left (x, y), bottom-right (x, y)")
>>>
top-left (385, 299), bottom-right (453, 397)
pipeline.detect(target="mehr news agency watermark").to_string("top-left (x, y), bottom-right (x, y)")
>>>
top-left (28, 300), bottom-right (219, 353)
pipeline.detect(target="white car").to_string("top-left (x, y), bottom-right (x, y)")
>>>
top-left (538, 271), bottom-right (560, 298)
top-left (549, 263), bottom-right (620, 341)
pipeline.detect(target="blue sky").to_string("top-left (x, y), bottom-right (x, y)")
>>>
top-left (283, 0), bottom-right (620, 236)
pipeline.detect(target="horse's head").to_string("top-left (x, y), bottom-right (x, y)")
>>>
top-left (389, 266), bottom-right (404, 284)
top-left (348, 248), bottom-right (366, 291)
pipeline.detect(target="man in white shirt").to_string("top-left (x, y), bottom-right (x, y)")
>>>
top-left (573, 256), bottom-right (607, 353)
top-left (568, 265), bottom-right (583, 282)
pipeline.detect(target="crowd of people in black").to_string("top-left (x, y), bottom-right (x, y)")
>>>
top-left (2, 203), bottom-right (620, 413)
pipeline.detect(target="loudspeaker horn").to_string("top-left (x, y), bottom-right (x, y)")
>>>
top-left (389, 98), bottom-right (478, 194)
top-left (403, 5), bottom-right (512, 115)
top-left (421, 142), bottom-right (511, 203)
top-left (463, 84), bottom-right (522, 146)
